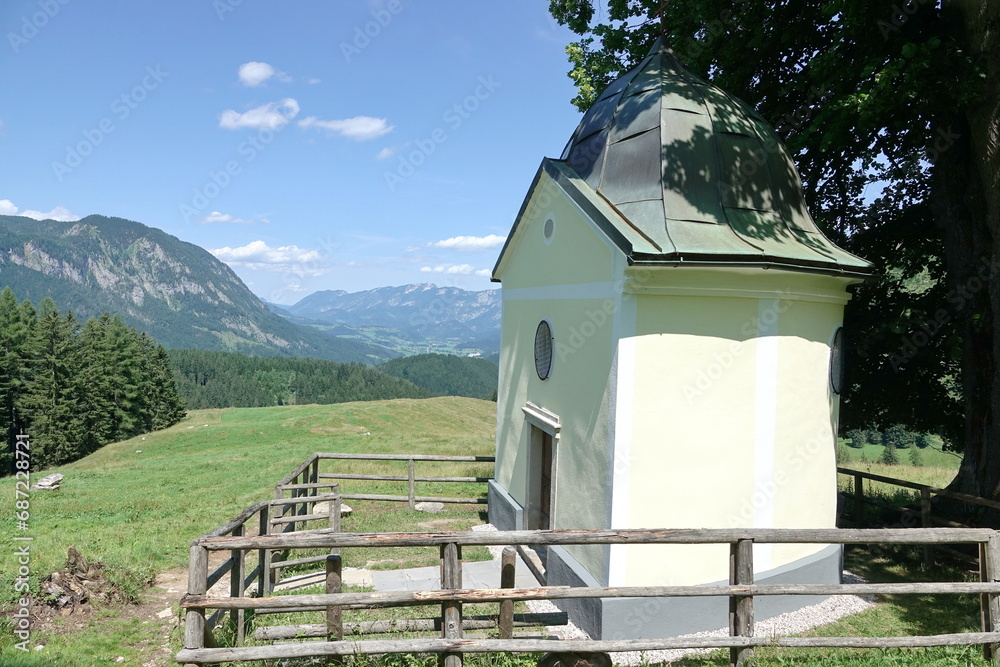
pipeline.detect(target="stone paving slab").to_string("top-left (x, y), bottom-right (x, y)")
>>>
top-left (371, 557), bottom-right (537, 592)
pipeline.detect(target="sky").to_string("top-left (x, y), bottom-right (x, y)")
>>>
top-left (0, 0), bottom-right (584, 304)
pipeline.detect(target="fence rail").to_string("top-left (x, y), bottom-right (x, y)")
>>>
top-left (313, 452), bottom-right (493, 508)
top-left (837, 466), bottom-right (1000, 566)
top-left (180, 524), bottom-right (1000, 666)
top-left (178, 457), bottom-right (1000, 667)
top-left (179, 452), bottom-right (498, 663)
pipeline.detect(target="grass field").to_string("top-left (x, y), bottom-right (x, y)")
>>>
top-left (0, 402), bottom-right (989, 666)
top-left (836, 438), bottom-right (963, 509)
top-left (838, 436), bottom-right (963, 471)
top-left (0, 397), bottom-right (497, 665)
top-left (673, 545), bottom-right (990, 666)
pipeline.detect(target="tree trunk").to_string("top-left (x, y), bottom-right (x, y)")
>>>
top-left (942, 0), bottom-right (1000, 506)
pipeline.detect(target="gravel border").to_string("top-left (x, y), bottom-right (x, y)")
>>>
top-left (471, 524), bottom-right (874, 664)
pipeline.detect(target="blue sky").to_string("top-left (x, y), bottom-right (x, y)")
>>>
top-left (0, 1), bottom-right (583, 303)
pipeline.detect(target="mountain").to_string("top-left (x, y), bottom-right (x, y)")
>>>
top-left (378, 353), bottom-right (498, 400)
top-left (0, 214), bottom-right (394, 363)
top-left (283, 284), bottom-right (502, 356)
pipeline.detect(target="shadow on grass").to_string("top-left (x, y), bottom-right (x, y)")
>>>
top-left (844, 544), bottom-right (983, 636)
top-left (668, 545), bottom-right (990, 666)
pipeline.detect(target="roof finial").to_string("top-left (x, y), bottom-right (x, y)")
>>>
top-left (652, 0), bottom-right (670, 38)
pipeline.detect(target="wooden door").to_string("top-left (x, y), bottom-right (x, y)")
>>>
top-left (539, 432), bottom-right (552, 530)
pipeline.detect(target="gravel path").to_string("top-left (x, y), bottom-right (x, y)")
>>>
top-left (471, 524), bottom-right (874, 665)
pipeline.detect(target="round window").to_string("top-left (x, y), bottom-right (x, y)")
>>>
top-left (534, 320), bottom-right (553, 380)
top-left (543, 217), bottom-right (555, 244)
top-left (830, 327), bottom-right (844, 395)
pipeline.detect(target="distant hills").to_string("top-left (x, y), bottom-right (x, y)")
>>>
top-left (378, 353), bottom-right (498, 400)
top-left (169, 349), bottom-right (430, 409)
top-left (0, 214), bottom-right (394, 363)
top-left (275, 284), bottom-right (502, 358)
top-left (0, 213), bottom-right (504, 364)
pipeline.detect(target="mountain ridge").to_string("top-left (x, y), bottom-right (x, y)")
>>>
top-left (283, 282), bottom-right (502, 356)
top-left (0, 214), bottom-right (394, 363)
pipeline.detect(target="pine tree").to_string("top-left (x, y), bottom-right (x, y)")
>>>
top-left (845, 429), bottom-right (867, 449)
top-left (144, 342), bottom-right (186, 430)
top-left (884, 424), bottom-right (916, 449)
top-left (879, 443), bottom-right (900, 466)
top-left (909, 447), bottom-right (924, 467)
top-left (20, 299), bottom-right (82, 468)
top-left (104, 314), bottom-right (148, 441)
top-left (0, 289), bottom-right (34, 472)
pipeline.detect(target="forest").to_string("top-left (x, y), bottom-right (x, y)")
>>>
top-left (168, 348), bottom-right (430, 409)
top-left (0, 287), bottom-right (186, 471)
top-left (377, 352), bottom-right (499, 400)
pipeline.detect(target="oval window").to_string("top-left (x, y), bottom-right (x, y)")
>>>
top-left (534, 320), bottom-right (553, 380)
top-left (830, 327), bottom-right (844, 395)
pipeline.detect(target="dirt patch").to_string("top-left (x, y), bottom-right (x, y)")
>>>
top-left (13, 547), bottom-right (191, 666)
top-left (27, 547), bottom-right (132, 632)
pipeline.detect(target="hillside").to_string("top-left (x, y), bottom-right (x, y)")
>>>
top-left (0, 398), bottom-right (496, 664)
top-left (281, 283), bottom-right (502, 356)
top-left (378, 352), bottom-right (499, 399)
top-left (169, 348), bottom-right (430, 408)
top-left (0, 214), bottom-right (394, 363)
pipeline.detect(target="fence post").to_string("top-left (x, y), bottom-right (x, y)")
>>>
top-left (408, 458), bottom-right (416, 510)
top-left (259, 504), bottom-right (273, 596)
top-left (230, 524), bottom-right (245, 645)
top-left (326, 554), bottom-right (343, 665)
top-left (440, 541), bottom-right (463, 667)
top-left (854, 474), bottom-right (865, 528)
top-left (729, 538), bottom-right (754, 667)
top-left (330, 483), bottom-right (342, 557)
top-left (273, 486), bottom-right (288, 585)
top-left (921, 488), bottom-right (934, 567)
top-left (183, 545), bottom-right (208, 667)
top-left (499, 546), bottom-right (516, 639)
top-left (982, 532), bottom-right (1000, 664)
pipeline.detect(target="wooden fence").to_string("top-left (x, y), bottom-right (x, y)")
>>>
top-left (178, 525), bottom-right (1000, 666)
top-left (178, 452), bottom-right (496, 651)
top-left (838, 466), bottom-right (1000, 565)
top-left (310, 451), bottom-right (494, 509)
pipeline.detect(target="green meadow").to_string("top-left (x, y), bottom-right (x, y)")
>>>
top-left (0, 399), bottom-right (989, 666)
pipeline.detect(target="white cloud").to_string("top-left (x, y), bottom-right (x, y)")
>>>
top-left (202, 211), bottom-right (268, 225)
top-left (0, 199), bottom-right (79, 222)
top-left (298, 115), bottom-right (394, 141)
top-left (219, 98), bottom-right (299, 130)
top-left (429, 234), bottom-right (506, 252)
top-left (475, 269), bottom-right (492, 277)
top-left (238, 61), bottom-right (284, 87)
top-left (375, 142), bottom-right (410, 160)
top-left (210, 240), bottom-right (328, 276)
top-left (419, 264), bottom-right (478, 276)
top-left (307, 78), bottom-right (321, 85)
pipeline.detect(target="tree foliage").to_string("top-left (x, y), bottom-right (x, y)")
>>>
top-left (168, 349), bottom-right (430, 410)
top-left (879, 443), bottom-right (900, 466)
top-left (377, 353), bottom-right (499, 400)
top-left (0, 288), bottom-right (186, 471)
top-left (845, 429), bottom-right (868, 449)
top-left (883, 424), bottom-right (917, 449)
top-left (548, 0), bottom-right (1000, 499)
